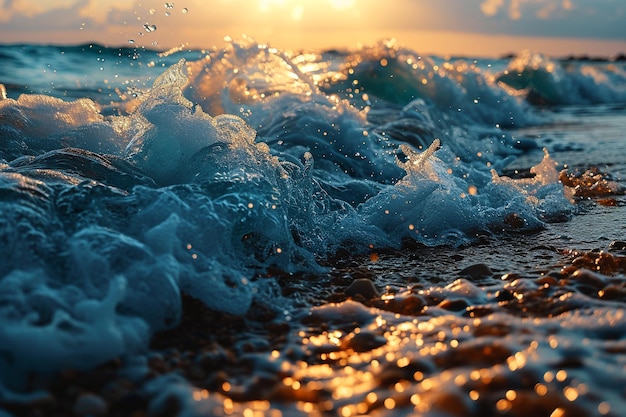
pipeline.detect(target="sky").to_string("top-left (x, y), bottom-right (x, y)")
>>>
top-left (0, 0), bottom-right (625, 56)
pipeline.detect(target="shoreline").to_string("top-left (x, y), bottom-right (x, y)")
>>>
top-left (4, 233), bottom-right (625, 416)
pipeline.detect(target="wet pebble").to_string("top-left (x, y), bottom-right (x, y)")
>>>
top-left (608, 240), bottom-right (626, 253)
top-left (465, 305), bottom-right (493, 318)
top-left (535, 275), bottom-right (559, 287)
top-left (431, 390), bottom-right (473, 417)
top-left (375, 294), bottom-right (425, 315)
top-left (438, 298), bottom-right (470, 311)
top-left (437, 341), bottom-right (511, 368)
top-left (341, 331), bottom-right (386, 352)
top-left (504, 212), bottom-right (526, 228)
top-left (111, 392), bottom-right (148, 415)
top-left (147, 392), bottom-right (182, 417)
top-left (495, 289), bottom-right (516, 302)
top-left (599, 284), bottom-right (626, 300)
top-left (345, 278), bottom-right (379, 299)
top-left (458, 263), bottom-right (493, 280)
top-left (196, 348), bottom-right (226, 371)
top-left (569, 269), bottom-right (606, 288)
top-left (378, 358), bottom-right (434, 386)
top-left (73, 393), bottom-right (108, 416)
top-left (272, 383), bottom-right (323, 403)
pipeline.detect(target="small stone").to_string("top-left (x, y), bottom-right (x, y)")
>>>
top-left (495, 289), bottom-right (515, 302)
top-left (599, 284), bottom-right (625, 300)
top-left (73, 393), bottom-right (108, 416)
top-left (504, 212), bottom-right (526, 228)
top-left (112, 392), bottom-right (147, 415)
top-left (345, 278), bottom-right (379, 299)
top-left (431, 391), bottom-right (472, 417)
top-left (535, 276), bottom-right (559, 286)
top-left (147, 392), bottom-right (182, 417)
top-left (570, 268), bottom-right (605, 288)
top-left (438, 298), bottom-right (469, 311)
top-left (608, 240), bottom-right (626, 253)
top-left (458, 263), bottom-right (493, 279)
top-left (341, 331), bottom-right (386, 352)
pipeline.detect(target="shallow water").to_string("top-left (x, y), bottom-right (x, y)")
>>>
top-left (0, 41), bottom-right (625, 416)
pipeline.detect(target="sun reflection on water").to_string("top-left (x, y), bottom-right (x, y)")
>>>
top-left (153, 253), bottom-right (626, 417)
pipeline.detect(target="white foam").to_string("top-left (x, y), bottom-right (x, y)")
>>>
top-left (0, 271), bottom-right (148, 388)
top-left (0, 94), bottom-right (123, 156)
top-left (361, 140), bottom-right (573, 246)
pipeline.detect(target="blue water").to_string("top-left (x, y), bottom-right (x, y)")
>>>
top-left (1, 40), bottom-right (625, 416)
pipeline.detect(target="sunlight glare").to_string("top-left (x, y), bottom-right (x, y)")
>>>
top-left (258, 0), bottom-right (288, 12)
top-left (328, 0), bottom-right (355, 10)
top-left (257, 0), bottom-right (356, 21)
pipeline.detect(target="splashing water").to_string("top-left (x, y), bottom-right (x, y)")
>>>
top-left (0, 39), bottom-right (625, 416)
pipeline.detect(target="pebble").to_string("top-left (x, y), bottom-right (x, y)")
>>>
top-left (504, 212), bottom-right (526, 228)
top-left (375, 294), bottom-right (425, 315)
top-left (494, 289), bottom-right (516, 302)
top-left (345, 278), bottom-right (379, 299)
top-left (458, 263), bottom-right (493, 280)
top-left (599, 284), bottom-right (626, 300)
top-left (431, 391), bottom-right (473, 417)
top-left (608, 240), bottom-right (626, 253)
top-left (73, 393), bottom-right (108, 416)
top-left (569, 268), bottom-right (605, 288)
top-left (438, 298), bottom-right (470, 311)
top-left (341, 331), bottom-right (386, 352)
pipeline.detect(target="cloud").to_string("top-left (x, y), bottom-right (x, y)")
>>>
top-left (0, 0), bottom-right (79, 20)
top-left (480, 0), bottom-right (577, 20)
top-left (16, 0), bottom-right (79, 16)
top-left (481, 0), bottom-right (504, 16)
top-left (0, 0), bottom-right (139, 24)
top-left (78, 0), bottom-right (137, 24)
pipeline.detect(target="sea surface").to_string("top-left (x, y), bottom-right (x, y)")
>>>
top-left (0, 40), bottom-right (625, 416)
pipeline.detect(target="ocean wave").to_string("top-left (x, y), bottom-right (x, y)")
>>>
top-left (0, 39), bottom-right (608, 388)
top-left (497, 50), bottom-right (626, 105)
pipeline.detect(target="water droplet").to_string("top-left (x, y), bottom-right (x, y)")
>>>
top-left (164, 2), bottom-right (174, 9)
top-left (143, 24), bottom-right (157, 33)
top-left (182, 8), bottom-right (188, 13)
top-left (149, 8), bottom-right (156, 15)
top-left (128, 39), bottom-right (135, 44)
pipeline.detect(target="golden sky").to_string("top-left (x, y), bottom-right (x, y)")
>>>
top-left (1, 0), bottom-right (625, 56)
